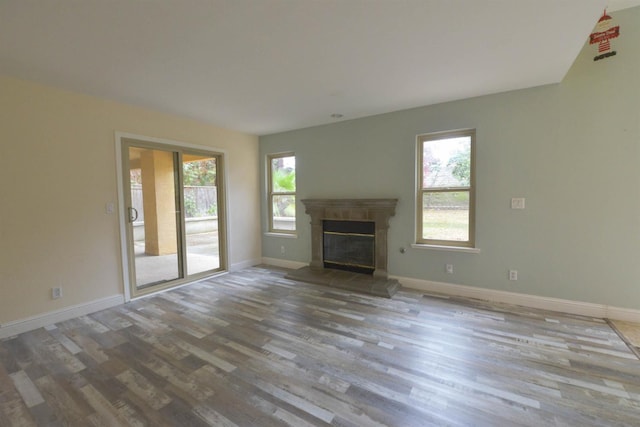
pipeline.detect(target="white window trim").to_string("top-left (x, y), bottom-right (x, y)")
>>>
top-left (416, 128), bottom-right (476, 248)
top-left (411, 243), bottom-right (480, 254)
top-left (264, 232), bottom-right (298, 239)
top-left (267, 152), bottom-right (296, 234)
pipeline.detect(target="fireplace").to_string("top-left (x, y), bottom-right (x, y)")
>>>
top-left (323, 220), bottom-right (375, 274)
top-left (285, 198), bottom-right (399, 297)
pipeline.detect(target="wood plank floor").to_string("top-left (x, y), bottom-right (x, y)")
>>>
top-left (1, 265), bottom-right (639, 426)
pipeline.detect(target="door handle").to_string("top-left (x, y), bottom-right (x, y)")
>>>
top-left (128, 207), bottom-right (139, 222)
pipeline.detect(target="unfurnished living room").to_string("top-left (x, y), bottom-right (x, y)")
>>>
top-left (1, 1), bottom-right (640, 426)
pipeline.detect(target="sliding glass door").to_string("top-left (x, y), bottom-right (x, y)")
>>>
top-left (121, 138), bottom-right (226, 297)
top-left (127, 145), bottom-right (181, 288)
top-left (182, 153), bottom-right (221, 276)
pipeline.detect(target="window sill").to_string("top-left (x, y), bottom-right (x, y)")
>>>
top-left (411, 244), bottom-right (480, 254)
top-left (264, 232), bottom-right (298, 239)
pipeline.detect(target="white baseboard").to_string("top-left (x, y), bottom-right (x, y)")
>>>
top-left (261, 257), bottom-right (308, 270)
top-left (394, 275), bottom-right (640, 323)
top-left (607, 306), bottom-right (640, 323)
top-left (3, 272), bottom-right (636, 341)
top-left (229, 258), bottom-right (261, 272)
top-left (256, 260), bottom-right (640, 322)
top-left (0, 294), bottom-right (125, 339)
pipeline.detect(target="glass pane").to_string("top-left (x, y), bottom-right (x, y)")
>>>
top-left (422, 136), bottom-right (471, 188)
top-left (271, 155), bottom-right (296, 192)
top-left (128, 146), bottom-right (180, 288)
top-left (183, 154), bottom-right (220, 275)
top-left (272, 195), bottom-right (296, 231)
top-left (324, 233), bottom-right (375, 268)
top-left (422, 191), bottom-right (469, 242)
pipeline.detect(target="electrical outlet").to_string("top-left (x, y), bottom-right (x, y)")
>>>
top-left (446, 264), bottom-right (453, 274)
top-left (280, 245), bottom-right (285, 254)
top-left (52, 287), bottom-right (62, 299)
top-left (509, 270), bottom-right (518, 281)
top-left (511, 198), bottom-right (525, 209)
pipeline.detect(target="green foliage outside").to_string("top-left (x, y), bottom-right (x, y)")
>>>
top-left (422, 209), bottom-right (469, 241)
top-left (185, 193), bottom-right (198, 217)
top-left (448, 146), bottom-right (471, 186)
top-left (183, 159), bottom-right (216, 186)
top-left (273, 168), bottom-right (296, 192)
top-left (183, 159), bottom-right (217, 218)
top-left (424, 191), bottom-right (469, 208)
top-left (272, 161), bottom-right (296, 218)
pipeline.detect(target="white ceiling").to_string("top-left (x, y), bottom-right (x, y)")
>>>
top-left (1, 0), bottom-right (637, 136)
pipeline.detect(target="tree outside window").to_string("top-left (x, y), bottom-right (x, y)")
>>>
top-left (183, 158), bottom-right (217, 218)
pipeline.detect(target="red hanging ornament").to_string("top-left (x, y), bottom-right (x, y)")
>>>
top-left (589, 10), bottom-right (620, 61)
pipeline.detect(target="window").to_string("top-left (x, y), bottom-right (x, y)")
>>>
top-left (268, 153), bottom-right (296, 233)
top-left (417, 129), bottom-right (475, 247)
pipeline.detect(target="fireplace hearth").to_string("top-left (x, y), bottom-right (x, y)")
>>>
top-left (285, 198), bottom-right (400, 297)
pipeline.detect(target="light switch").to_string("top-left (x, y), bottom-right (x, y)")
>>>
top-left (511, 198), bottom-right (525, 209)
top-left (105, 202), bottom-right (115, 214)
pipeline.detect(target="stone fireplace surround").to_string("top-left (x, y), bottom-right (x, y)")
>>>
top-left (285, 198), bottom-right (400, 298)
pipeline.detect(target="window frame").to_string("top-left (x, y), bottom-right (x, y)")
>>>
top-left (267, 152), bottom-right (296, 234)
top-left (416, 129), bottom-right (476, 248)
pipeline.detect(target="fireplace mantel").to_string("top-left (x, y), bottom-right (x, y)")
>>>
top-left (302, 198), bottom-right (398, 222)
top-left (302, 198), bottom-right (397, 279)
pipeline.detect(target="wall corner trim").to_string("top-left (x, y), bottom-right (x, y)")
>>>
top-left (0, 295), bottom-right (125, 339)
top-left (393, 275), bottom-right (640, 322)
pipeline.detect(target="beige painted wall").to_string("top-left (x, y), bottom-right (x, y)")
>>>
top-left (0, 75), bottom-right (260, 324)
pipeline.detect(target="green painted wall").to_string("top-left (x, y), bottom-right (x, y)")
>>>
top-left (260, 7), bottom-right (640, 309)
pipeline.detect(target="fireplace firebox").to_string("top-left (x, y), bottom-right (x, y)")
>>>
top-left (323, 220), bottom-right (375, 274)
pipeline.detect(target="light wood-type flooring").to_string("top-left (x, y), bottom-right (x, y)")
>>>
top-left (1, 266), bottom-right (639, 426)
